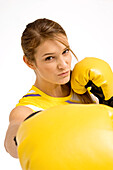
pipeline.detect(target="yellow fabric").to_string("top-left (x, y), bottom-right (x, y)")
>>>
top-left (16, 85), bottom-right (86, 111)
top-left (71, 57), bottom-right (113, 100)
top-left (17, 104), bottom-right (113, 170)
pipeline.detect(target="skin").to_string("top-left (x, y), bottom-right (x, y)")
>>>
top-left (24, 38), bottom-right (72, 97)
top-left (4, 37), bottom-right (72, 158)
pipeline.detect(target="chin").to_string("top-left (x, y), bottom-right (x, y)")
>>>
top-left (59, 76), bottom-right (70, 85)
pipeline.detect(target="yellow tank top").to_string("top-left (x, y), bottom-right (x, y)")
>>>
top-left (16, 85), bottom-right (85, 112)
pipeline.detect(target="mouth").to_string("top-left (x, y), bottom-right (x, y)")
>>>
top-left (58, 70), bottom-right (70, 77)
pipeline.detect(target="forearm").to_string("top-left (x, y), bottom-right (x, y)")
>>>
top-left (4, 121), bottom-right (21, 158)
top-left (4, 106), bottom-right (37, 158)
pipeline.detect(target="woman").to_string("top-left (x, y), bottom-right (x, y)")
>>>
top-left (4, 18), bottom-right (97, 158)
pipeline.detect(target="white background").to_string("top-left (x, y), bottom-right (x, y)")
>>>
top-left (1, 0), bottom-right (113, 169)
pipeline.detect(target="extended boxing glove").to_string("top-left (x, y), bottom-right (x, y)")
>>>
top-left (16, 104), bottom-right (113, 170)
top-left (71, 57), bottom-right (113, 106)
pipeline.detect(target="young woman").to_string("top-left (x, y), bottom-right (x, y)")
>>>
top-left (4, 18), bottom-right (97, 158)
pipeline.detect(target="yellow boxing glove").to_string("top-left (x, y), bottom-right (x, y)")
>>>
top-left (71, 57), bottom-right (113, 106)
top-left (16, 104), bottom-right (113, 170)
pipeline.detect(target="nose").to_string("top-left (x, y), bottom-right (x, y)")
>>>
top-left (57, 57), bottom-right (68, 70)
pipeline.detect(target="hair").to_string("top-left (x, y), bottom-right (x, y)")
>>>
top-left (21, 18), bottom-right (94, 104)
top-left (21, 18), bottom-right (78, 61)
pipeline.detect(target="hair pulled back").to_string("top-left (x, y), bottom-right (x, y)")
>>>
top-left (21, 18), bottom-right (69, 61)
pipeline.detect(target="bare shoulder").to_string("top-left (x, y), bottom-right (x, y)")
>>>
top-left (9, 106), bottom-right (34, 122)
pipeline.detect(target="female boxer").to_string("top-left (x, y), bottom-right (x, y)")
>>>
top-left (4, 18), bottom-right (98, 158)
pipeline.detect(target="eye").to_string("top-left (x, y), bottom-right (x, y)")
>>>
top-left (62, 49), bottom-right (69, 55)
top-left (45, 56), bottom-right (54, 61)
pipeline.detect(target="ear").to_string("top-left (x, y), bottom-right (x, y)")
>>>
top-left (23, 56), bottom-right (36, 70)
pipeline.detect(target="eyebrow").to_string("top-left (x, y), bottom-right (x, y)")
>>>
top-left (42, 53), bottom-right (55, 57)
top-left (42, 47), bottom-right (69, 57)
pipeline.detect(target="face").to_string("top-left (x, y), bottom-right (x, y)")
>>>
top-left (33, 38), bottom-right (72, 85)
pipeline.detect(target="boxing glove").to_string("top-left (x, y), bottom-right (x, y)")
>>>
top-left (71, 57), bottom-right (113, 106)
top-left (16, 104), bottom-right (113, 170)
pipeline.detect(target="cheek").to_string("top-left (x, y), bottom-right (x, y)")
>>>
top-left (40, 64), bottom-right (55, 75)
top-left (68, 55), bottom-right (72, 65)
top-left (70, 55), bottom-right (72, 62)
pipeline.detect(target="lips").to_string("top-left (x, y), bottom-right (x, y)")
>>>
top-left (58, 70), bottom-right (70, 76)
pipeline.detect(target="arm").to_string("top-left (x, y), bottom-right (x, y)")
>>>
top-left (4, 106), bottom-right (33, 158)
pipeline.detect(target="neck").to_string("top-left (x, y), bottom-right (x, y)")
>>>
top-left (34, 79), bottom-right (70, 97)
